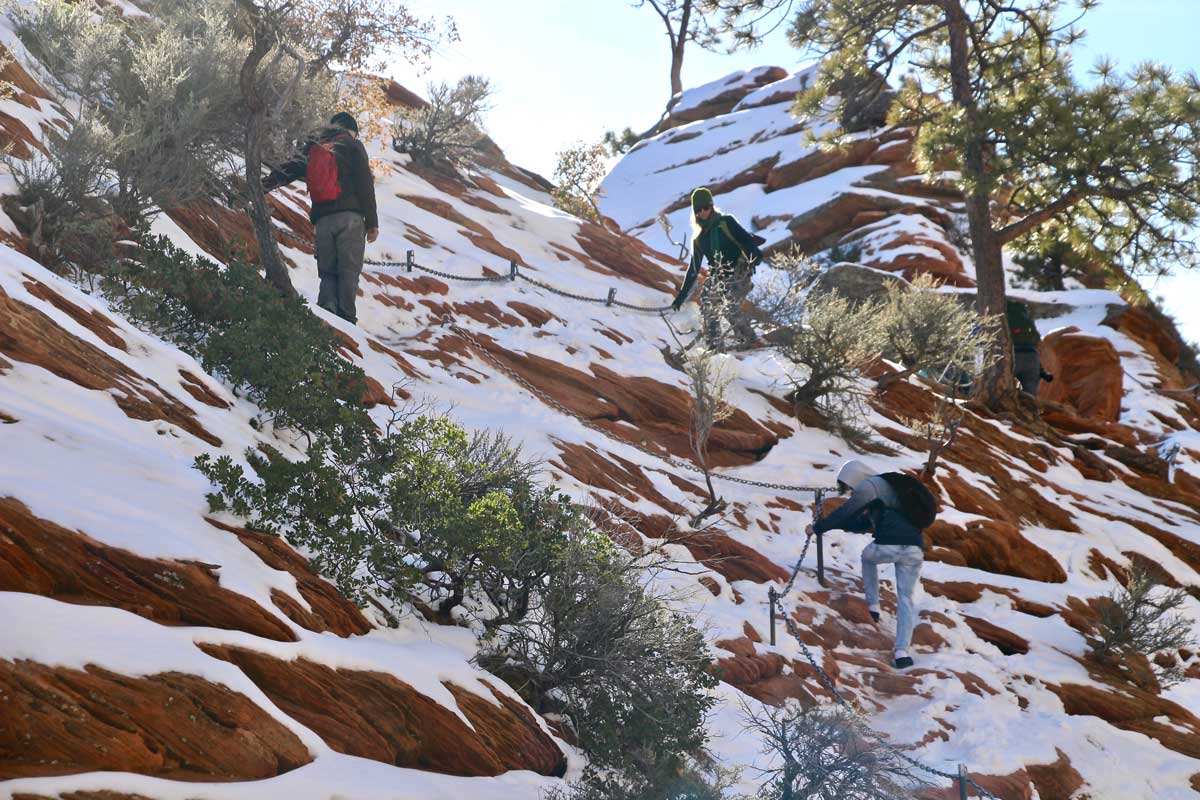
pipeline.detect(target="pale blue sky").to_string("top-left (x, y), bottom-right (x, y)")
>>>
top-left (386, 1), bottom-right (1199, 343)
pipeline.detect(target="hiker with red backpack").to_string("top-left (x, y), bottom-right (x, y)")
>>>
top-left (670, 187), bottom-right (765, 350)
top-left (263, 112), bottom-right (379, 324)
top-left (805, 460), bottom-right (936, 670)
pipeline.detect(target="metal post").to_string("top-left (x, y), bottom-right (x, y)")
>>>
top-left (405, 250), bottom-right (414, 273)
top-left (958, 764), bottom-right (969, 800)
top-left (814, 489), bottom-right (826, 587)
top-left (509, 260), bottom-right (518, 280)
top-left (816, 529), bottom-right (826, 587)
top-left (606, 287), bottom-right (616, 306)
top-left (768, 587), bottom-right (777, 646)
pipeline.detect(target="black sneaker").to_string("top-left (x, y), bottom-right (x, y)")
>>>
top-left (869, 610), bottom-right (881, 623)
top-left (894, 656), bottom-right (914, 669)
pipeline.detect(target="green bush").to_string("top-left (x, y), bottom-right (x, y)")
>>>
top-left (107, 238), bottom-right (716, 777)
top-left (546, 760), bottom-right (743, 800)
top-left (393, 75), bottom-right (492, 169)
top-left (1093, 562), bottom-right (1196, 689)
top-left (821, 240), bottom-right (863, 265)
top-left (483, 533), bottom-right (716, 782)
top-left (874, 273), bottom-right (998, 390)
top-left (746, 703), bottom-right (931, 799)
top-left (108, 237), bottom-right (370, 438)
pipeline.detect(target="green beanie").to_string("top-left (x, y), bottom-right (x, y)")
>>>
top-left (691, 187), bottom-right (714, 213)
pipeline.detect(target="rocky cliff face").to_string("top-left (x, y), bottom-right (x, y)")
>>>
top-left (0, 22), bottom-right (1198, 800)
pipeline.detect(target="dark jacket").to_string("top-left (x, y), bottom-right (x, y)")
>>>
top-left (672, 213), bottom-right (764, 308)
top-left (812, 476), bottom-right (924, 549)
top-left (1006, 299), bottom-right (1041, 350)
top-left (263, 126), bottom-right (379, 230)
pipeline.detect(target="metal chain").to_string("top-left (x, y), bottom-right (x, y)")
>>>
top-left (774, 575), bottom-right (1000, 797)
top-left (781, 530), bottom-right (815, 598)
top-left (364, 257), bottom-right (511, 283)
top-left (515, 272), bottom-right (613, 303)
top-left (362, 251), bottom-right (678, 312)
top-left (610, 297), bottom-right (676, 314)
top-left (780, 611), bottom-right (998, 797)
top-left (518, 271), bottom-right (675, 312)
top-left (449, 323), bottom-right (832, 495)
top-left (363, 249), bottom-right (995, 796)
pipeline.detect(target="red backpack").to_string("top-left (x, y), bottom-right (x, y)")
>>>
top-left (305, 134), bottom-right (346, 203)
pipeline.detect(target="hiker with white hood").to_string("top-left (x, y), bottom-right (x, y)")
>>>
top-left (806, 460), bottom-right (936, 670)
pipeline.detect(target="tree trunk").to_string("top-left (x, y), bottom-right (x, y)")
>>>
top-left (944, 2), bottom-right (1014, 410)
top-left (667, 46), bottom-right (684, 111)
top-left (239, 16), bottom-right (295, 295)
top-left (665, 0), bottom-right (692, 112)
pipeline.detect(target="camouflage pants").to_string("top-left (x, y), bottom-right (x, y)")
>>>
top-left (700, 266), bottom-right (755, 350)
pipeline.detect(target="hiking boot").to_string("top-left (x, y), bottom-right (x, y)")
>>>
top-left (893, 655), bottom-right (914, 669)
top-left (869, 610), bottom-right (881, 623)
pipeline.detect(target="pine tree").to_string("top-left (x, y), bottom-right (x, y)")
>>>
top-left (789, 0), bottom-right (1200, 410)
top-left (630, 1), bottom-right (795, 122)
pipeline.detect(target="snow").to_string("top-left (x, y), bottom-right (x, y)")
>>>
top-left (732, 64), bottom-right (820, 111)
top-left (671, 66), bottom-right (786, 117)
top-left (0, 33), bottom-right (1196, 800)
top-left (0, 760), bottom-right (561, 800)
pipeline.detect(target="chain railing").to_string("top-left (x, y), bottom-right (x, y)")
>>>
top-left (366, 250), bottom-right (677, 312)
top-left (772, 529), bottom-right (1003, 800)
top-left (377, 248), bottom-right (1000, 798)
top-left (448, 322), bottom-right (832, 495)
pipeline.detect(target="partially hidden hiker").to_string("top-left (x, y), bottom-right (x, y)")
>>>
top-left (805, 460), bottom-right (936, 670)
top-left (1006, 298), bottom-right (1054, 396)
top-left (263, 111), bottom-right (379, 325)
top-left (670, 187), bottom-right (765, 350)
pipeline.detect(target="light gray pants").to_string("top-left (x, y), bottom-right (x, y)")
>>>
top-left (315, 211), bottom-right (365, 323)
top-left (862, 543), bottom-right (924, 655)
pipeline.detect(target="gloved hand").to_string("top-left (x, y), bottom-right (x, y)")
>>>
top-left (670, 297), bottom-right (684, 312)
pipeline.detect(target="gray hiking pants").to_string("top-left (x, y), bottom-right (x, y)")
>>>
top-left (315, 210), bottom-right (365, 324)
top-left (700, 266), bottom-right (755, 350)
top-left (1014, 346), bottom-right (1041, 397)
top-left (862, 543), bottom-right (924, 656)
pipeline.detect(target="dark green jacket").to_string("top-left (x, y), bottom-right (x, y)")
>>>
top-left (672, 213), bottom-right (764, 308)
top-left (1006, 299), bottom-right (1041, 349)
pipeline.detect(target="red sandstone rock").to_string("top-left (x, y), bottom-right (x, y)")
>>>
top-left (200, 645), bottom-right (565, 777)
top-left (205, 518), bottom-right (372, 637)
top-left (21, 277), bottom-right (127, 351)
top-left (1040, 328), bottom-right (1123, 421)
top-left (1025, 748), bottom-right (1086, 800)
top-left (0, 660), bottom-right (311, 781)
top-left (677, 529), bottom-right (789, 584)
top-left (962, 615), bottom-right (1030, 655)
top-left (864, 231), bottom-right (969, 285)
top-left (713, 637), bottom-right (817, 706)
top-left (1050, 681), bottom-right (1200, 760)
top-left (0, 285), bottom-right (221, 446)
top-left (658, 67), bottom-right (789, 131)
top-left (0, 498), bottom-right (296, 641)
top-left (766, 137), bottom-right (883, 191)
top-left (924, 519), bottom-right (1066, 583)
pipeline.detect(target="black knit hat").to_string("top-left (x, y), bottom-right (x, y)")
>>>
top-left (329, 112), bottom-right (359, 133)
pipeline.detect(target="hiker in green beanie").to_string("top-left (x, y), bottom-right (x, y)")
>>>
top-left (671, 187), bottom-right (765, 350)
